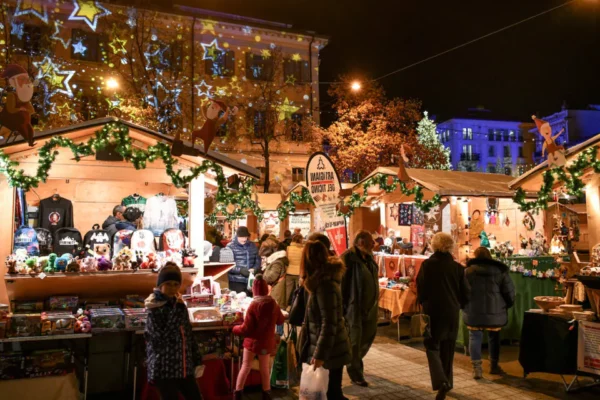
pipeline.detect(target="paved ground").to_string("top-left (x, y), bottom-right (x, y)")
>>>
top-left (244, 322), bottom-right (600, 400)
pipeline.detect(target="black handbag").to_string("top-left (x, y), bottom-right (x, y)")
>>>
top-left (289, 286), bottom-right (306, 326)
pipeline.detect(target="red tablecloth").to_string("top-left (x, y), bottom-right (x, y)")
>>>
top-left (376, 254), bottom-right (426, 280)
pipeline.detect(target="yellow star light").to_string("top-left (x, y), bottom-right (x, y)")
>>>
top-left (14, 0), bottom-right (49, 24)
top-left (109, 37), bottom-right (127, 54)
top-left (276, 98), bottom-right (299, 121)
top-left (291, 53), bottom-right (302, 62)
top-left (215, 86), bottom-right (229, 97)
top-left (57, 102), bottom-right (71, 117)
top-left (69, 0), bottom-right (112, 32)
top-left (285, 75), bottom-right (297, 85)
top-left (201, 20), bottom-right (216, 35)
top-left (261, 49), bottom-right (271, 59)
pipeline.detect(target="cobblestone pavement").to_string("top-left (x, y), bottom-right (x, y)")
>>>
top-left (245, 325), bottom-right (600, 400)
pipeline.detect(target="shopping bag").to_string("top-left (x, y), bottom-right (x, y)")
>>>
top-left (270, 337), bottom-right (289, 389)
top-left (287, 327), bottom-right (299, 386)
top-left (410, 305), bottom-right (430, 338)
top-left (247, 272), bottom-right (255, 292)
top-left (299, 363), bottom-right (329, 400)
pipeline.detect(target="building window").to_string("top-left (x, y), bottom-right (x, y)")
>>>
top-left (205, 50), bottom-right (235, 77)
top-left (292, 167), bottom-right (305, 182)
top-left (71, 29), bottom-right (105, 62)
top-left (11, 24), bottom-right (44, 55)
top-left (284, 58), bottom-right (310, 84)
top-left (253, 111), bottom-right (267, 136)
top-left (488, 129), bottom-right (495, 141)
top-left (509, 130), bottom-right (516, 142)
top-left (462, 128), bottom-right (472, 140)
top-left (518, 165), bottom-right (526, 176)
top-left (518, 146), bottom-right (524, 158)
top-left (165, 40), bottom-right (184, 72)
top-left (504, 166), bottom-right (512, 176)
top-left (503, 146), bottom-right (510, 158)
top-left (463, 144), bottom-right (473, 155)
top-left (289, 114), bottom-right (304, 141)
top-left (488, 146), bottom-right (495, 157)
top-left (487, 164), bottom-right (496, 173)
top-left (496, 130), bottom-right (502, 141)
top-left (246, 53), bottom-right (273, 81)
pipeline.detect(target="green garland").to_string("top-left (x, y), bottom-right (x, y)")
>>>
top-left (0, 122), bottom-right (262, 224)
top-left (277, 187), bottom-right (314, 221)
top-left (339, 173), bottom-right (442, 216)
top-left (513, 146), bottom-right (600, 213)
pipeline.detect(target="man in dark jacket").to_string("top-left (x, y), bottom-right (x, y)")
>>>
top-left (463, 247), bottom-right (515, 378)
top-left (417, 232), bottom-right (469, 400)
top-left (227, 226), bottom-right (260, 294)
top-left (102, 205), bottom-right (126, 238)
top-left (282, 230), bottom-right (292, 248)
top-left (341, 230), bottom-right (379, 387)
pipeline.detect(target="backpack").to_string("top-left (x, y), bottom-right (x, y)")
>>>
top-left (13, 226), bottom-right (40, 256)
top-left (219, 246), bottom-right (235, 263)
top-left (35, 228), bottom-right (53, 255)
top-left (130, 229), bottom-right (156, 256)
top-left (112, 229), bottom-right (134, 258)
top-left (159, 228), bottom-right (185, 252)
top-left (84, 224), bottom-right (111, 248)
top-left (53, 228), bottom-right (83, 256)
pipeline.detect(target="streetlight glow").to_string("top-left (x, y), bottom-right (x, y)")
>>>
top-left (106, 78), bottom-right (119, 89)
top-left (351, 81), bottom-right (361, 91)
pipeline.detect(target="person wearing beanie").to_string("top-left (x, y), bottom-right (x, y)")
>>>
top-left (233, 274), bottom-right (285, 400)
top-left (144, 263), bottom-right (203, 399)
top-left (227, 226), bottom-right (260, 294)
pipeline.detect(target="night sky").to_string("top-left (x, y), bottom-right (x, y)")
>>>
top-left (187, 0), bottom-right (599, 123)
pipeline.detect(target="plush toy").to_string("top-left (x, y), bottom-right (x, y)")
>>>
top-left (55, 254), bottom-right (72, 272)
top-left (75, 309), bottom-right (92, 333)
top-left (165, 251), bottom-right (182, 267)
top-left (479, 231), bottom-right (490, 248)
top-left (5, 255), bottom-right (17, 274)
top-left (113, 247), bottom-right (133, 270)
top-left (182, 247), bottom-right (197, 267)
top-left (13, 249), bottom-right (29, 274)
top-left (81, 256), bottom-right (97, 272)
top-left (140, 252), bottom-right (157, 270)
top-left (45, 253), bottom-right (58, 273)
top-left (25, 257), bottom-right (39, 276)
top-left (97, 256), bottom-right (113, 271)
top-left (37, 257), bottom-right (48, 272)
top-left (66, 258), bottom-right (81, 273)
top-left (94, 243), bottom-right (111, 259)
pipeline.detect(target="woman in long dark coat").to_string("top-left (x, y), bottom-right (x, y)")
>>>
top-left (417, 232), bottom-right (469, 400)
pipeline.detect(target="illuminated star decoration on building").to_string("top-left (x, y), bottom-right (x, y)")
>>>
top-left (215, 86), bottom-right (228, 97)
top-left (109, 37), bottom-right (127, 55)
top-left (242, 26), bottom-right (252, 35)
top-left (34, 57), bottom-right (76, 97)
top-left (201, 20), bottom-right (216, 35)
top-left (126, 7), bottom-right (137, 28)
top-left (11, 22), bottom-right (25, 39)
top-left (69, 0), bottom-right (112, 32)
top-left (229, 76), bottom-right (241, 91)
top-left (201, 39), bottom-right (223, 61)
top-left (14, 0), bottom-right (49, 24)
top-left (50, 21), bottom-right (71, 49)
top-left (261, 49), bottom-right (271, 59)
top-left (291, 53), bottom-right (302, 62)
top-left (194, 80), bottom-right (213, 98)
top-left (144, 45), bottom-right (168, 73)
top-left (276, 98), bottom-right (299, 121)
top-left (285, 75), bottom-right (297, 85)
top-left (57, 102), bottom-right (72, 118)
top-left (106, 94), bottom-right (122, 110)
top-left (72, 40), bottom-right (87, 55)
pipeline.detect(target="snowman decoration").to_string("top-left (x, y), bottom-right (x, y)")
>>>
top-left (532, 115), bottom-right (566, 169)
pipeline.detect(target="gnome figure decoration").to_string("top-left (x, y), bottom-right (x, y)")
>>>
top-left (0, 64), bottom-right (36, 146)
top-left (191, 100), bottom-right (238, 153)
top-left (532, 115), bottom-right (566, 169)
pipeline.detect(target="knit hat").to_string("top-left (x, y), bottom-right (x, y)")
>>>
top-left (157, 264), bottom-right (182, 287)
top-left (236, 226), bottom-right (250, 238)
top-left (252, 274), bottom-right (269, 297)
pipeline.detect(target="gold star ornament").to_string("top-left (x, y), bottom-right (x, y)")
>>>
top-left (276, 98), bottom-right (299, 121)
top-left (69, 0), bottom-right (112, 32)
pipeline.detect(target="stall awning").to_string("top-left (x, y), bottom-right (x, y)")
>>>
top-left (0, 117), bottom-right (261, 179)
top-left (355, 167), bottom-right (527, 198)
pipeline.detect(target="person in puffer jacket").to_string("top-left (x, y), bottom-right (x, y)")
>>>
top-left (145, 263), bottom-right (203, 399)
top-left (462, 247), bottom-right (515, 379)
top-left (227, 226), bottom-right (260, 294)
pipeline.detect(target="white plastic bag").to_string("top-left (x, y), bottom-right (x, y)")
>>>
top-left (299, 363), bottom-right (329, 400)
top-left (247, 271), bottom-right (255, 291)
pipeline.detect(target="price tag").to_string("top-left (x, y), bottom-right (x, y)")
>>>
top-left (38, 272), bottom-right (47, 280)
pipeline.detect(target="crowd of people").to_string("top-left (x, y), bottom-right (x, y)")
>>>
top-left (143, 227), bottom-right (515, 400)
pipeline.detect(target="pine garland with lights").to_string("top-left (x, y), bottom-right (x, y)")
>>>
top-left (513, 146), bottom-right (600, 212)
top-left (277, 187), bottom-right (314, 221)
top-left (0, 122), bottom-right (262, 224)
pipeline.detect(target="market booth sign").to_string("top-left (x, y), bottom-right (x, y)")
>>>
top-left (306, 152), bottom-right (347, 254)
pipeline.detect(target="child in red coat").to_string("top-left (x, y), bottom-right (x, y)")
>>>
top-left (233, 274), bottom-right (284, 400)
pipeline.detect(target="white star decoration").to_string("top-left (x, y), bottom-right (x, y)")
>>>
top-left (50, 22), bottom-right (71, 49)
top-left (72, 40), bottom-right (87, 55)
top-left (14, 0), bottom-right (49, 24)
top-left (433, 224), bottom-right (439, 232)
top-left (194, 80), bottom-right (213, 97)
top-left (201, 39), bottom-right (223, 61)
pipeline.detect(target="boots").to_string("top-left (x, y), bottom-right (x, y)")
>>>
top-left (233, 390), bottom-right (243, 400)
top-left (490, 361), bottom-right (505, 375)
top-left (471, 360), bottom-right (483, 380)
top-left (262, 390), bottom-right (272, 400)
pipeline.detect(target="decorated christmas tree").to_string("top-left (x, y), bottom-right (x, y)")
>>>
top-left (416, 111), bottom-right (452, 170)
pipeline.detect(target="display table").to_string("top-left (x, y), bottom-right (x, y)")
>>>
top-left (0, 372), bottom-right (80, 400)
top-left (502, 255), bottom-right (557, 271)
top-left (457, 271), bottom-right (561, 346)
top-left (378, 287), bottom-right (418, 323)
top-left (375, 254), bottom-right (427, 279)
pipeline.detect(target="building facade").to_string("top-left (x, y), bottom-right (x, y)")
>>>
top-left (530, 105), bottom-right (600, 164)
top-left (437, 110), bottom-right (533, 176)
top-left (0, 1), bottom-right (327, 194)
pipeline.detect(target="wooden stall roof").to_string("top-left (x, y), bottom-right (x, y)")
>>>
top-left (509, 131), bottom-right (600, 191)
top-left (354, 167), bottom-right (531, 198)
top-left (547, 203), bottom-right (588, 215)
top-left (0, 117), bottom-right (261, 179)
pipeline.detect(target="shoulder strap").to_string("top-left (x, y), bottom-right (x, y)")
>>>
top-left (92, 223), bottom-right (100, 230)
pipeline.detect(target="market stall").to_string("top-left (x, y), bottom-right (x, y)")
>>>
top-left (276, 183), bottom-right (315, 239)
top-left (0, 117), bottom-right (260, 397)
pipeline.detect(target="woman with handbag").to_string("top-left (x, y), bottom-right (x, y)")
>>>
top-left (417, 233), bottom-right (469, 400)
top-left (298, 240), bottom-right (351, 400)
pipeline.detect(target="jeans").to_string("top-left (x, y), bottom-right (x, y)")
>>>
top-left (469, 330), bottom-right (500, 363)
top-left (154, 376), bottom-right (203, 400)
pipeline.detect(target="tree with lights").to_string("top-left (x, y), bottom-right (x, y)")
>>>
top-left (414, 111), bottom-right (451, 170)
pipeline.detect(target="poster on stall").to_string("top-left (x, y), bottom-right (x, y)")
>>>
top-left (289, 213), bottom-right (311, 238)
top-left (260, 211), bottom-right (280, 237)
top-left (306, 152), bottom-right (348, 254)
top-left (577, 321), bottom-right (600, 376)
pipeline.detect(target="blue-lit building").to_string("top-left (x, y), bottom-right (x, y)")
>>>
top-left (436, 108), bottom-right (534, 176)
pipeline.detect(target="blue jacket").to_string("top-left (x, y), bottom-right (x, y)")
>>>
top-left (227, 236), bottom-right (260, 284)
